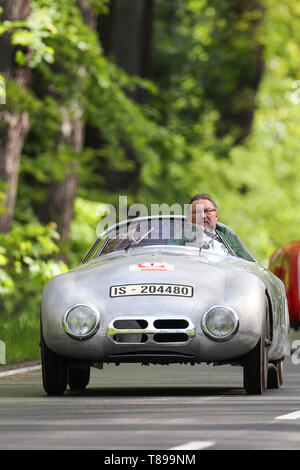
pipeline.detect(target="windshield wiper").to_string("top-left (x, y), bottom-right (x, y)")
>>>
top-left (124, 228), bottom-right (154, 252)
top-left (199, 233), bottom-right (217, 253)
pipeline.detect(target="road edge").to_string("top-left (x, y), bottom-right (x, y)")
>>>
top-left (0, 360), bottom-right (41, 377)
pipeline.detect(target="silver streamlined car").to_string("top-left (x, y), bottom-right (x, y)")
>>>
top-left (40, 215), bottom-right (290, 396)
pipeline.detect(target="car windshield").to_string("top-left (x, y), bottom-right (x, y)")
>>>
top-left (98, 217), bottom-right (227, 256)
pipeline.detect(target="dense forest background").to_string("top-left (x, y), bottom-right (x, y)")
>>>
top-left (0, 0), bottom-right (300, 361)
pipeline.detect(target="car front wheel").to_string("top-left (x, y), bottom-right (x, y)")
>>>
top-left (40, 328), bottom-right (68, 396)
top-left (243, 317), bottom-right (268, 395)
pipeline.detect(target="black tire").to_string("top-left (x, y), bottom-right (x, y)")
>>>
top-left (268, 359), bottom-right (284, 388)
top-left (68, 367), bottom-right (90, 391)
top-left (267, 363), bottom-right (280, 389)
top-left (40, 329), bottom-right (68, 396)
top-left (243, 317), bottom-right (268, 395)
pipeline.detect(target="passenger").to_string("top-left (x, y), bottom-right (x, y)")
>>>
top-left (187, 193), bottom-right (229, 254)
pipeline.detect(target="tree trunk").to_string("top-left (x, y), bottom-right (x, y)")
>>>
top-left (96, 0), bottom-right (154, 192)
top-left (47, 1), bottom-right (95, 247)
top-left (48, 104), bottom-right (84, 241)
top-left (109, 0), bottom-right (154, 78)
top-left (0, 0), bottom-right (31, 233)
top-left (0, 112), bottom-right (30, 232)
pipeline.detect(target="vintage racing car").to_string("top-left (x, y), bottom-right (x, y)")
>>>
top-left (40, 215), bottom-right (290, 395)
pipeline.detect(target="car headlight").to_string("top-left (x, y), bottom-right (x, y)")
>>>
top-left (201, 305), bottom-right (239, 341)
top-left (63, 304), bottom-right (100, 340)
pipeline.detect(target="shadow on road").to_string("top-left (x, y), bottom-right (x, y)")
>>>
top-left (64, 385), bottom-right (247, 398)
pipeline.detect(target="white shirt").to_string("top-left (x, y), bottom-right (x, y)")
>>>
top-left (201, 228), bottom-right (230, 255)
top-left (185, 227), bottom-right (230, 255)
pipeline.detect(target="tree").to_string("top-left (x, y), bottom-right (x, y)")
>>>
top-left (15, 0), bottom-right (162, 238)
top-left (202, 0), bottom-right (265, 143)
top-left (150, 0), bottom-right (265, 147)
top-left (0, 0), bottom-right (31, 233)
top-left (47, 0), bottom-right (97, 242)
top-left (95, 0), bottom-right (155, 193)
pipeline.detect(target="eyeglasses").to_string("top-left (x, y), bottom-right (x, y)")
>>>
top-left (204, 209), bottom-right (216, 214)
top-left (192, 208), bottom-right (216, 215)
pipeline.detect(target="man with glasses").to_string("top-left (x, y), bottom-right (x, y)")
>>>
top-left (187, 193), bottom-right (229, 254)
top-left (189, 193), bottom-right (218, 229)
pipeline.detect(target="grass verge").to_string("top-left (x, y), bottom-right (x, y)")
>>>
top-left (0, 312), bottom-right (40, 364)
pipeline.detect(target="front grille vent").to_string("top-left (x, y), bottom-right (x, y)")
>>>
top-left (153, 333), bottom-right (189, 343)
top-left (114, 319), bottom-right (148, 329)
top-left (113, 333), bottom-right (148, 343)
top-left (153, 319), bottom-right (189, 329)
top-left (107, 317), bottom-right (195, 344)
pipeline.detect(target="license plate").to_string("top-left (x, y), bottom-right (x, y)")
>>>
top-left (110, 283), bottom-right (193, 298)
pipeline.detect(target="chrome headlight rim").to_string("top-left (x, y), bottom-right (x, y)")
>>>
top-left (201, 304), bottom-right (239, 342)
top-left (63, 303), bottom-right (100, 340)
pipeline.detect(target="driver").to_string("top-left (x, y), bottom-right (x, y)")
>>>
top-left (187, 193), bottom-right (229, 255)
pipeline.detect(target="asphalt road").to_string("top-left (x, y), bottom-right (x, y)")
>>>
top-left (1, 341), bottom-right (300, 451)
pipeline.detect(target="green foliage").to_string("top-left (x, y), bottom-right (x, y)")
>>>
top-left (151, 0), bottom-right (264, 147)
top-left (14, 0), bottom-right (167, 211)
top-left (0, 220), bottom-right (67, 303)
top-left (0, 219), bottom-right (68, 362)
top-left (70, 197), bottom-right (104, 266)
top-left (0, 3), bottom-right (56, 67)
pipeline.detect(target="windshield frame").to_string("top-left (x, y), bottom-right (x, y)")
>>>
top-left (81, 215), bottom-right (257, 263)
top-left (96, 215), bottom-right (196, 258)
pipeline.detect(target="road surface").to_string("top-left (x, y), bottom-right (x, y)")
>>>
top-left (1, 343), bottom-right (300, 450)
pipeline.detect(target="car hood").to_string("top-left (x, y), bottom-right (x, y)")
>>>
top-left (42, 246), bottom-right (266, 317)
top-left (72, 246), bottom-right (262, 281)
